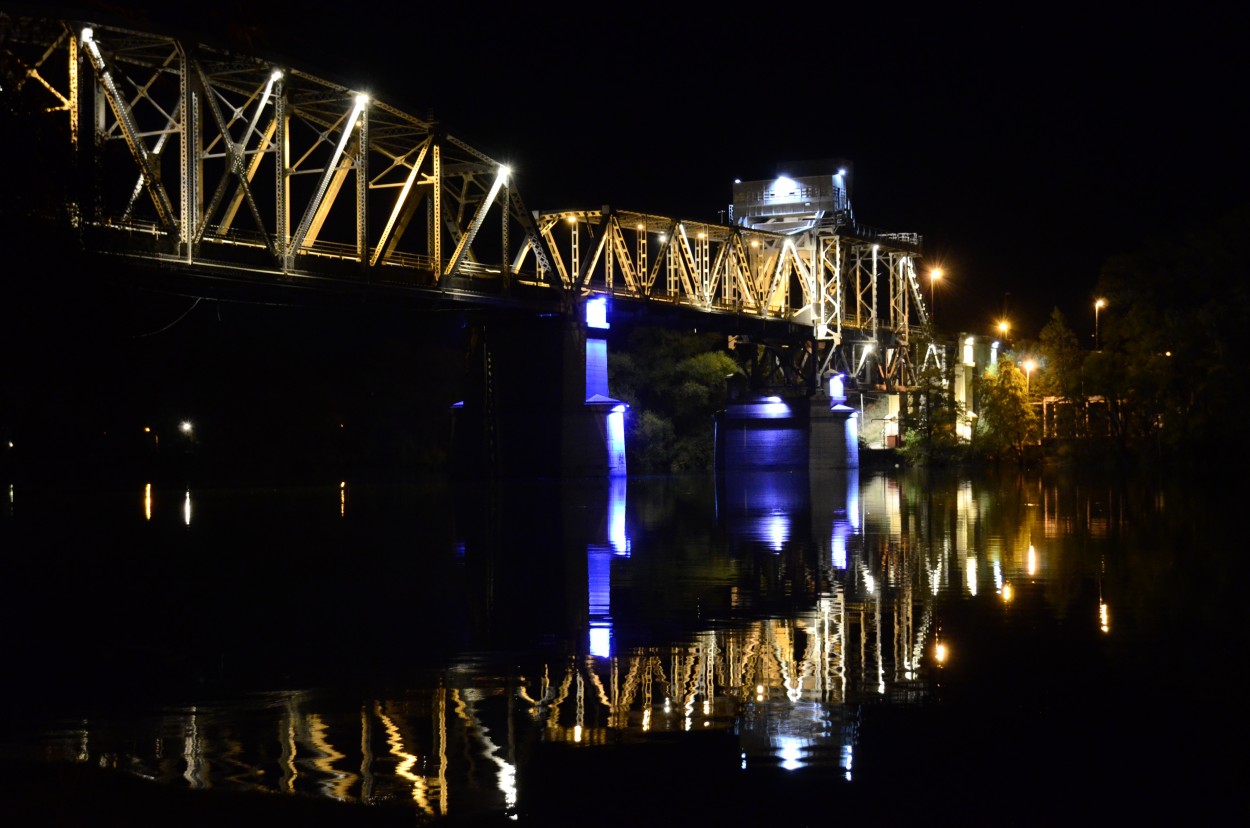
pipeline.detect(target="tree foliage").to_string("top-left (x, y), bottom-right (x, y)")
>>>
top-left (609, 329), bottom-right (743, 473)
top-left (976, 356), bottom-right (1038, 463)
top-left (1089, 206), bottom-right (1250, 462)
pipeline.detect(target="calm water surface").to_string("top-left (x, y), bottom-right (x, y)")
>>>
top-left (1, 466), bottom-right (1244, 823)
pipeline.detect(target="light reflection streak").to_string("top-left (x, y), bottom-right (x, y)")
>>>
top-left (377, 706), bottom-right (434, 815)
top-left (38, 467), bottom-right (1094, 813)
top-left (1027, 544), bottom-right (1037, 576)
top-left (183, 488), bottom-right (191, 526)
top-left (307, 713), bottom-right (355, 801)
top-left (144, 483), bottom-right (151, 521)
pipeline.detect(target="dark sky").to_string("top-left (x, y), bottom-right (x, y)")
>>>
top-left (41, 2), bottom-right (1250, 338)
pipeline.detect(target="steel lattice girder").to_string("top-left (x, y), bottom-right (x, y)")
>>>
top-left (0, 13), bottom-right (556, 286)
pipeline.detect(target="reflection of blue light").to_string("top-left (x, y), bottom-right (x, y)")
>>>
top-left (609, 477), bottom-right (629, 554)
top-left (832, 522), bottom-right (848, 569)
top-left (586, 296), bottom-right (609, 329)
top-left (840, 743), bottom-right (854, 781)
top-left (589, 545), bottom-right (612, 616)
top-left (589, 624), bottom-right (612, 658)
top-left (776, 736), bottom-right (806, 771)
top-left (768, 511), bottom-right (790, 552)
top-left (588, 544), bottom-right (614, 657)
top-left (847, 472), bottom-right (860, 531)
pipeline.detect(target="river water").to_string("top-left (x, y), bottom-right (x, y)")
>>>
top-left (0, 465), bottom-right (1243, 823)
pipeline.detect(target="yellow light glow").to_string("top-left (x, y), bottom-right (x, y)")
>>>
top-left (144, 483), bottom-right (151, 521)
top-left (931, 268), bottom-right (943, 281)
top-left (1095, 298), bottom-right (1106, 310)
top-left (573, 725), bottom-right (583, 743)
top-left (1100, 602), bottom-right (1110, 633)
top-left (998, 321), bottom-right (1010, 335)
top-left (1002, 582), bottom-right (1014, 602)
top-left (1027, 545), bottom-right (1037, 576)
top-left (935, 642), bottom-right (947, 664)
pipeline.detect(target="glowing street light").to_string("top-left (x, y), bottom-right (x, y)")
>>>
top-left (1094, 298), bottom-right (1106, 350)
top-left (997, 320), bottom-right (1010, 339)
top-left (1022, 359), bottom-right (1036, 395)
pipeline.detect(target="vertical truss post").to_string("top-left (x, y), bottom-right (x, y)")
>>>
top-left (431, 142), bottom-right (441, 278)
top-left (356, 103), bottom-right (368, 265)
top-left (275, 75), bottom-right (289, 271)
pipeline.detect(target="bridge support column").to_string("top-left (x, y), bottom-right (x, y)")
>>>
top-left (808, 396), bottom-right (860, 470)
top-left (452, 302), bottom-right (626, 479)
top-left (808, 376), bottom-right (860, 470)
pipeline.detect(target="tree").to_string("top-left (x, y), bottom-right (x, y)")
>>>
top-left (609, 329), bottom-right (744, 473)
top-left (976, 356), bottom-right (1038, 463)
top-left (1091, 206), bottom-right (1250, 463)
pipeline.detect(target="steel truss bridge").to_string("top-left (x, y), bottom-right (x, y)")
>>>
top-left (1, 13), bottom-right (937, 391)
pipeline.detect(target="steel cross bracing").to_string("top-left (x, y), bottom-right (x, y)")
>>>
top-left (532, 209), bottom-right (929, 389)
top-left (0, 15), bottom-right (558, 289)
top-left (2, 12), bottom-right (932, 389)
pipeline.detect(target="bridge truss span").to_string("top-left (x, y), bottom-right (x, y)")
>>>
top-left (533, 208), bottom-right (930, 389)
top-left (2, 12), bottom-right (935, 391)
top-left (0, 14), bottom-right (559, 289)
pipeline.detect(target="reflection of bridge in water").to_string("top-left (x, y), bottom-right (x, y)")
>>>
top-left (2, 13), bottom-right (957, 476)
top-left (37, 469), bottom-right (1032, 816)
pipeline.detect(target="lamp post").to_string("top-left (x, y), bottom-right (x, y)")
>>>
top-left (930, 268), bottom-right (943, 319)
top-left (1022, 359), bottom-right (1036, 395)
top-left (1094, 298), bottom-right (1106, 350)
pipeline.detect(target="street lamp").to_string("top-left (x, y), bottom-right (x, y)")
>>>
top-left (1094, 298), bottom-right (1106, 350)
top-left (1022, 359), bottom-right (1036, 395)
top-left (997, 320), bottom-right (1010, 339)
top-left (930, 268), bottom-right (943, 318)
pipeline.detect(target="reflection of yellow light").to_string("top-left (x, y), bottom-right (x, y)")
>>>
top-left (1002, 582), bottom-right (1014, 602)
top-left (183, 488), bottom-right (191, 526)
top-left (144, 483), bottom-right (151, 521)
top-left (339, 481), bottom-right (346, 518)
top-left (1027, 545), bottom-right (1037, 576)
top-left (1100, 602), bottom-right (1110, 633)
top-left (379, 709), bottom-right (433, 814)
top-left (573, 725), bottom-right (583, 743)
top-left (935, 642), bottom-right (948, 664)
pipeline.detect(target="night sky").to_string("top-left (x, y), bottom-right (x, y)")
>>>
top-left (33, 3), bottom-right (1250, 338)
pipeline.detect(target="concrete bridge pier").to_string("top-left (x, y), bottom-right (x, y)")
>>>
top-left (452, 300), bottom-right (626, 479)
top-left (808, 376), bottom-right (861, 471)
top-left (714, 375), bottom-right (859, 473)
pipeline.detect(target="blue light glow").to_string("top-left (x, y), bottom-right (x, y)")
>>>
top-left (832, 522), bottom-right (848, 569)
top-left (768, 511), bottom-right (790, 552)
top-left (586, 296), bottom-right (609, 329)
top-left (828, 373), bottom-right (845, 400)
top-left (589, 624), bottom-right (612, 658)
top-left (607, 408), bottom-right (627, 477)
top-left (609, 476), bottom-right (629, 554)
